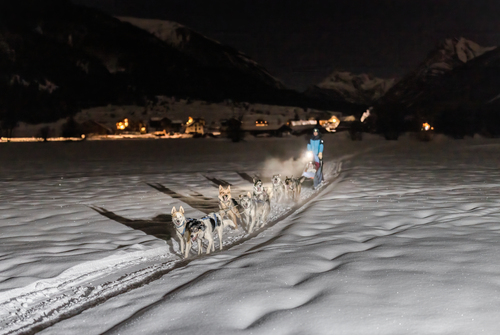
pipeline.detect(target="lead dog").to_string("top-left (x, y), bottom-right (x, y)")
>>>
top-left (218, 185), bottom-right (241, 228)
top-left (188, 211), bottom-right (237, 254)
top-left (284, 176), bottom-right (305, 202)
top-left (251, 178), bottom-right (271, 233)
top-left (271, 174), bottom-right (286, 204)
top-left (171, 206), bottom-right (194, 258)
top-left (239, 192), bottom-right (256, 232)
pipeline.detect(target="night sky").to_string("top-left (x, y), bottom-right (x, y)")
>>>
top-left (74, 0), bottom-right (500, 91)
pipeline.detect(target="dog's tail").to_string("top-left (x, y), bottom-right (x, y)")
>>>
top-left (298, 176), bottom-right (306, 184)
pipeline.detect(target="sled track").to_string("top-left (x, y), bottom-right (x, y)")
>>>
top-left (0, 161), bottom-right (343, 335)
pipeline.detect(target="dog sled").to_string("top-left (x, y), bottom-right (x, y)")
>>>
top-left (302, 157), bottom-right (323, 189)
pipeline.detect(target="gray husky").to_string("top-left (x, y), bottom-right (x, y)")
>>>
top-left (251, 178), bottom-right (271, 232)
top-left (271, 174), bottom-right (286, 203)
top-left (284, 176), bottom-right (305, 202)
top-left (239, 192), bottom-right (256, 232)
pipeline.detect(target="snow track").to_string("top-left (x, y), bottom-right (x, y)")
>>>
top-left (0, 161), bottom-right (343, 335)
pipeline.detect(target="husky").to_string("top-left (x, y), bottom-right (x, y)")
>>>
top-left (218, 185), bottom-right (241, 228)
top-left (271, 174), bottom-right (286, 204)
top-left (188, 211), bottom-right (237, 254)
top-left (251, 178), bottom-right (271, 232)
top-left (171, 206), bottom-right (194, 258)
top-left (284, 176), bottom-right (305, 202)
top-left (239, 191), bottom-right (256, 232)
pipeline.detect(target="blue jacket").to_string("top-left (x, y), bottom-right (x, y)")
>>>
top-left (307, 138), bottom-right (324, 162)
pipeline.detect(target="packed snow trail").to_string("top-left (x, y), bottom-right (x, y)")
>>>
top-left (38, 137), bottom-right (500, 335)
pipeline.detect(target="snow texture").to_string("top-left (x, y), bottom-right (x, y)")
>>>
top-left (2, 134), bottom-right (500, 334)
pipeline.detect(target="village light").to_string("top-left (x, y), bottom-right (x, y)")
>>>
top-left (116, 118), bottom-right (129, 130)
top-left (319, 115), bottom-right (340, 132)
top-left (328, 115), bottom-right (340, 125)
top-left (422, 122), bottom-right (432, 131)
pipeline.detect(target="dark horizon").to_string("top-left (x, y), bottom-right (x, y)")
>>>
top-left (73, 0), bottom-right (500, 91)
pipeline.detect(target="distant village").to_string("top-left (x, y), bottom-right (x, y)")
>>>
top-left (1, 98), bottom-right (354, 142)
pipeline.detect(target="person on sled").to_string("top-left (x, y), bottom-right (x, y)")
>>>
top-left (306, 127), bottom-right (324, 188)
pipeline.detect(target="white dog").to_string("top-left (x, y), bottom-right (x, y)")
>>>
top-left (188, 211), bottom-right (237, 254)
top-left (171, 206), bottom-right (193, 258)
top-left (251, 178), bottom-right (271, 232)
top-left (271, 174), bottom-right (286, 204)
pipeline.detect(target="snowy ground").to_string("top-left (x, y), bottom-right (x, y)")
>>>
top-left (2, 133), bottom-right (500, 334)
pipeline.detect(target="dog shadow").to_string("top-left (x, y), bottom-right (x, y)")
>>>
top-left (203, 175), bottom-right (232, 187)
top-left (236, 171), bottom-right (272, 184)
top-left (89, 206), bottom-right (176, 252)
top-left (146, 183), bottom-right (220, 214)
top-left (146, 182), bottom-right (249, 233)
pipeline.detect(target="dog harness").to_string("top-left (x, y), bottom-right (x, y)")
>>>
top-left (220, 198), bottom-right (243, 216)
top-left (201, 213), bottom-right (220, 231)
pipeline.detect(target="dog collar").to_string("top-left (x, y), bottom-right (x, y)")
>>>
top-left (174, 220), bottom-right (186, 229)
top-left (176, 223), bottom-right (186, 236)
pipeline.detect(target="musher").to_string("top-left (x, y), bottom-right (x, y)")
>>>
top-left (307, 127), bottom-right (324, 188)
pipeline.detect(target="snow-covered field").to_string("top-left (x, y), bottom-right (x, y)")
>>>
top-left (2, 133), bottom-right (500, 334)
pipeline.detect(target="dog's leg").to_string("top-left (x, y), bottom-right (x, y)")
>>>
top-left (211, 229), bottom-right (216, 252)
top-left (212, 233), bottom-right (216, 252)
top-left (206, 234), bottom-right (214, 254)
top-left (263, 203), bottom-right (271, 225)
top-left (249, 213), bottom-right (257, 233)
top-left (217, 226), bottom-right (223, 251)
top-left (184, 239), bottom-right (192, 258)
top-left (197, 238), bottom-right (203, 255)
top-left (177, 232), bottom-right (185, 255)
top-left (244, 213), bottom-right (250, 231)
top-left (229, 211), bottom-right (239, 229)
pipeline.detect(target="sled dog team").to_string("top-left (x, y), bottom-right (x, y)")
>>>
top-left (171, 175), bottom-right (306, 258)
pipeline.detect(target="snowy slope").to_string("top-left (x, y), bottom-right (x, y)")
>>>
top-left (307, 71), bottom-right (395, 105)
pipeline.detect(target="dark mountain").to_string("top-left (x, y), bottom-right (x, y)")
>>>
top-left (373, 37), bottom-right (499, 138)
top-left (0, 0), bottom-right (361, 132)
top-left (378, 37), bottom-right (495, 107)
top-left (117, 17), bottom-right (286, 91)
